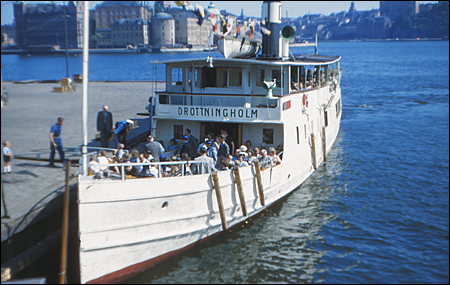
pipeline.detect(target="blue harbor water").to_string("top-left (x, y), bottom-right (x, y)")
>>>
top-left (2, 41), bottom-right (449, 283)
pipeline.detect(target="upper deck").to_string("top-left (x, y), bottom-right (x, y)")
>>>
top-left (152, 54), bottom-right (341, 123)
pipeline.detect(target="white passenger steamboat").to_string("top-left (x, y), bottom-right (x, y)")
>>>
top-left (76, 1), bottom-right (342, 283)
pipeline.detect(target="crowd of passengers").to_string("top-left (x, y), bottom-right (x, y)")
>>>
top-left (88, 128), bottom-right (283, 179)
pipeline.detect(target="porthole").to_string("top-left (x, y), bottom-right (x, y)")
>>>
top-left (288, 174), bottom-right (290, 179)
top-left (161, 201), bottom-right (169, 209)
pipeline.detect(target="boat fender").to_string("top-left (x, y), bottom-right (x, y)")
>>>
top-left (302, 94), bottom-right (309, 108)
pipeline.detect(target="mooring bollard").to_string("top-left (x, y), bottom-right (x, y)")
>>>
top-left (212, 171), bottom-right (227, 231)
top-left (254, 161), bottom-right (265, 207)
top-left (232, 166), bottom-right (247, 217)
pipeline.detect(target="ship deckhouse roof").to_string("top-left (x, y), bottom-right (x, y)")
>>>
top-left (152, 54), bottom-right (341, 67)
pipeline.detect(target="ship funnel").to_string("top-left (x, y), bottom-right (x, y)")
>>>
top-left (262, 79), bottom-right (277, 98)
top-left (260, 1), bottom-right (281, 58)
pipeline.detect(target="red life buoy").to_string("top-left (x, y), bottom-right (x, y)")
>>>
top-left (302, 94), bottom-right (308, 108)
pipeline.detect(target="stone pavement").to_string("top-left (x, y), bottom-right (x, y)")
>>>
top-left (1, 81), bottom-right (162, 240)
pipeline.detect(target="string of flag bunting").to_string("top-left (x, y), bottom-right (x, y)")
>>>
top-left (173, 1), bottom-right (271, 40)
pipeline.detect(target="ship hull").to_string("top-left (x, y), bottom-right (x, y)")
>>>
top-left (77, 84), bottom-right (341, 284)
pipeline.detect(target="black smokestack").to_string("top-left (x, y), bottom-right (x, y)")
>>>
top-left (261, 1), bottom-right (281, 58)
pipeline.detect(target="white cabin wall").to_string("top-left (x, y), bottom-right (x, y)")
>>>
top-left (241, 123), bottom-right (283, 150)
top-left (154, 119), bottom-right (201, 148)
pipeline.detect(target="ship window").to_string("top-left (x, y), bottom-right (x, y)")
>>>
top-left (159, 94), bottom-right (169, 104)
top-left (263, 129), bottom-right (274, 144)
top-left (229, 68), bottom-right (242, 87)
top-left (272, 70), bottom-right (281, 87)
top-left (325, 111), bottom-right (328, 127)
top-left (336, 99), bottom-right (341, 118)
top-left (217, 68), bottom-right (227, 87)
top-left (171, 95), bottom-right (184, 105)
top-left (174, 125), bottom-right (183, 139)
top-left (296, 126), bottom-right (300, 144)
top-left (248, 71), bottom-right (251, 87)
top-left (256, 68), bottom-right (265, 87)
top-left (203, 67), bottom-right (216, 87)
top-left (195, 68), bottom-right (202, 88)
top-left (171, 68), bottom-right (183, 86)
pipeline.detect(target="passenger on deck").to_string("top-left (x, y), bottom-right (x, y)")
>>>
top-left (88, 157), bottom-right (100, 175)
top-left (110, 156), bottom-right (122, 174)
top-left (149, 157), bottom-right (160, 178)
top-left (216, 135), bottom-right (230, 170)
top-left (97, 150), bottom-right (110, 175)
top-left (206, 139), bottom-right (218, 163)
top-left (193, 145), bottom-right (217, 174)
top-left (245, 140), bottom-right (254, 152)
top-left (290, 80), bottom-right (299, 92)
top-left (180, 153), bottom-right (193, 175)
top-left (115, 143), bottom-right (125, 159)
top-left (253, 147), bottom-right (260, 159)
top-left (130, 149), bottom-right (143, 174)
top-left (218, 155), bottom-right (232, 170)
top-left (122, 154), bottom-right (136, 176)
top-left (231, 148), bottom-right (241, 163)
top-left (139, 152), bottom-right (151, 175)
top-left (236, 152), bottom-right (248, 167)
top-left (197, 134), bottom-right (212, 156)
top-left (179, 136), bottom-right (189, 158)
top-left (258, 149), bottom-right (273, 169)
top-left (247, 150), bottom-right (258, 165)
top-left (268, 147), bottom-right (282, 165)
top-left (145, 135), bottom-right (165, 162)
top-left (168, 139), bottom-right (178, 155)
top-left (260, 142), bottom-right (266, 150)
top-left (184, 129), bottom-right (199, 159)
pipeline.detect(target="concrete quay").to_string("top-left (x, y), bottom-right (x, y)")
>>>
top-left (1, 81), bottom-right (159, 241)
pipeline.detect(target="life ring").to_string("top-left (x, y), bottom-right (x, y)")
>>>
top-left (302, 94), bottom-right (309, 108)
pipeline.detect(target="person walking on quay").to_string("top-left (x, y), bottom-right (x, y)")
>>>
top-left (97, 105), bottom-right (113, 148)
top-left (108, 119), bottom-right (133, 149)
top-left (3, 141), bottom-right (12, 174)
top-left (49, 117), bottom-right (66, 167)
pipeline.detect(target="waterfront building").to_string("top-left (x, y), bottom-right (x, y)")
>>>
top-left (1, 24), bottom-right (16, 47)
top-left (13, 1), bottom-right (84, 49)
top-left (380, 1), bottom-right (419, 20)
top-left (357, 16), bottom-right (392, 39)
top-left (151, 12), bottom-right (175, 47)
top-left (111, 18), bottom-right (149, 48)
top-left (95, 1), bottom-right (150, 30)
top-left (169, 9), bottom-right (212, 46)
top-left (154, 1), bottom-right (172, 13)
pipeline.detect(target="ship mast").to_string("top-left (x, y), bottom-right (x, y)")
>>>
top-left (81, 1), bottom-right (89, 175)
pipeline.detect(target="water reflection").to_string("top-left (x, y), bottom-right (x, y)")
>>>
top-left (125, 135), bottom-right (350, 284)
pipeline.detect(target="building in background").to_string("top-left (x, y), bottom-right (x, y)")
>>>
top-left (151, 12), bottom-right (174, 47)
top-left (380, 1), bottom-right (419, 20)
top-left (111, 18), bottom-right (149, 48)
top-left (170, 9), bottom-right (212, 46)
top-left (95, 1), bottom-right (150, 30)
top-left (13, 1), bottom-right (84, 49)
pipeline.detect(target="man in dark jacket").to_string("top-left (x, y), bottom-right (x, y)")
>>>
top-left (184, 129), bottom-right (198, 159)
top-left (97, 105), bottom-right (113, 148)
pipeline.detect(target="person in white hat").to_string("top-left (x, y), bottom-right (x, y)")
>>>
top-left (108, 119), bottom-right (133, 149)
